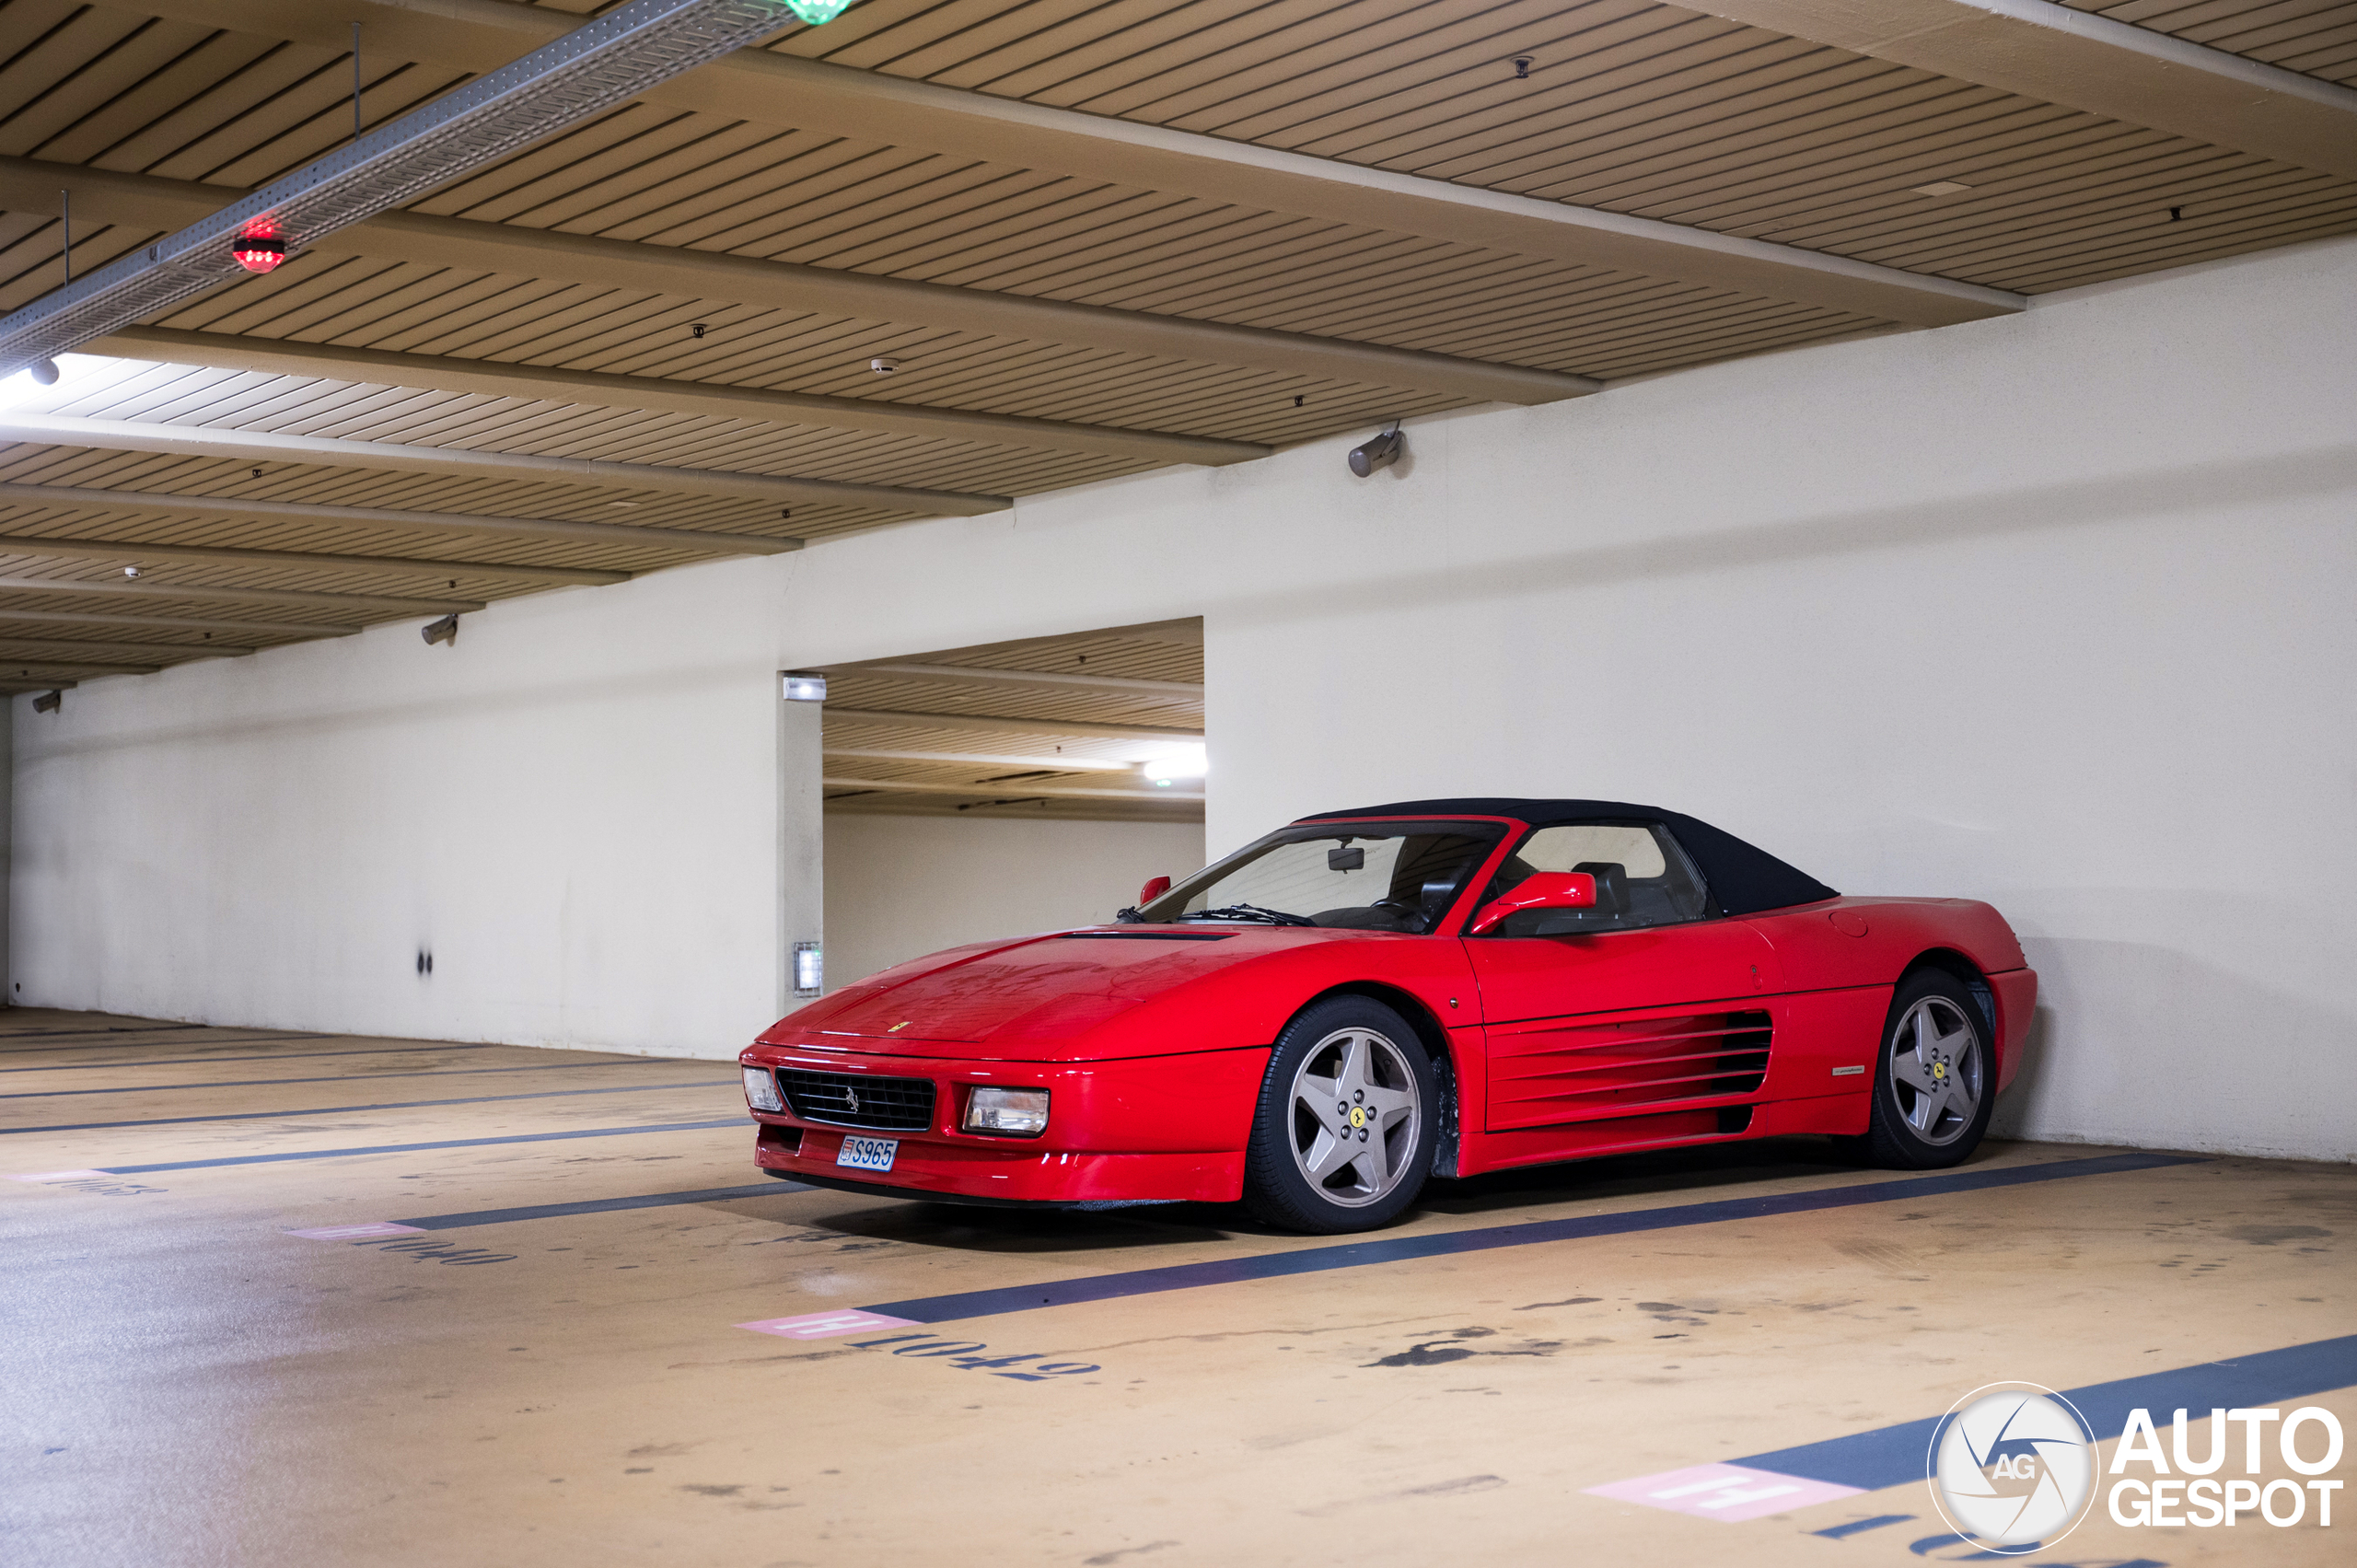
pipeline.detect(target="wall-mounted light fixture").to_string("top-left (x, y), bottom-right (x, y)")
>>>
top-left (421, 612), bottom-right (459, 646)
top-left (782, 670), bottom-right (828, 702)
top-left (32, 690), bottom-right (62, 713)
top-left (1348, 420), bottom-right (1404, 477)
top-left (792, 940), bottom-right (824, 998)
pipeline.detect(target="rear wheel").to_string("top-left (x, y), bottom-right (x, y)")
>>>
top-left (1243, 996), bottom-right (1435, 1234)
top-left (1854, 969), bottom-right (1994, 1168)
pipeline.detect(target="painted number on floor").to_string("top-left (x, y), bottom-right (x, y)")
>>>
top-left (850, 1331), bottom-right (1099, 1383)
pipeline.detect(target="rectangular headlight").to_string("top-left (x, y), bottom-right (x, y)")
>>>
top-left (742, 1066), bottom-right (784, 1112)
top-left (963, 1086), bottom-right (1049, 1136)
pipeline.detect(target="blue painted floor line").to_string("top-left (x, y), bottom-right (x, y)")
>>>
top-left (5, 1042), bottom-right (530, 1074)
top-left (1738, 1333), bottom-right (2357, 1490)
top-left (2, 1079), bottom-right (737, 1134)
top-left (400, 1182), bottom-right (809, 1230)
top-left (863, 1151), bottom-right (2202, 1325)
top-left (99, 1118), bottom-right (749, 1173)
top-left (1, 1059), bottom-right (702, 1100)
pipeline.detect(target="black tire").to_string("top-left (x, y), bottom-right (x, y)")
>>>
top-left (1852, 968), bottom-right (1995, 1169)
top-left (1242, 995), bottom-right (1437, 1234)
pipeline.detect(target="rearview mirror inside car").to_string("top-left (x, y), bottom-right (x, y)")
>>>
top-left (1138, 875), bottom-right (1172, 905)
top-left (1468, 871), bottom-right (1597, 935)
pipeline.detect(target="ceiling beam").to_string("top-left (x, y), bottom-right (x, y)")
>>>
top-left (95, 328), bottom-right (1270, 469)
top-left (823, 707), bottom-right (1202, 742)
top-left (822, 775), bottom-right (1203, 804)
top-left (0, 159), bottom-right (1595, 404)
top-left (0, 657), bottom-right (160, 677)
top-left (0, 529), bottom-right (625, 586)
top-left (0, 576), bottom-right (478, 614)
top-left (846, 662), bottom-right (1203, 697)
top-left (822, 746), bottom-right (1139, 772)
top-left (1686, 0), bottom-right (2357, 182)
top-left (0, 636), bottom-right (254, 660)
top-left (0, 412), bottom-right (1010, 517)
top-left (0, 482), bottom-right (801, 556)
top-left (0, 607), bottom-right (354, 635)
top-left (136, 1), bottom-right (2024, 328)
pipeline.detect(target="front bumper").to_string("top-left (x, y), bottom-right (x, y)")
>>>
top-left (739, 1040), bottom-right (1269, 1204)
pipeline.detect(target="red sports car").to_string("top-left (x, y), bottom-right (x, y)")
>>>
top-left (738, 799), bottom-right (2036, 1233)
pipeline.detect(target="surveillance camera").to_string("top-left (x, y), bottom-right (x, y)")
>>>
top-left (421, 613), bottom-right (459, 646)
top-left (29, 359), bottom-right (60, 386)
top-left (32, 689), bottom-right (63, 714)
top-left (1348, 421), bottom-right (1404, 478)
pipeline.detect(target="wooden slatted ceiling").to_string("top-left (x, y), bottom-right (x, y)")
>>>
top-left (2061, 0), bottom-right (2357, 87)
top-left (819, 621), bottom-right (1206, 820)
top-left (0, 0), bottom-right (2346, 682)
top-left (754, 0), bottom-right (2355, 293)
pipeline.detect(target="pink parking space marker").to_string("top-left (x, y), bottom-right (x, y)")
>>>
top-left (284, 1222), bottom-right (425, 1241)
top-left (8, 1169), bottom-right (114, 1184)
top-left (1584, 1462), bottom-right (1863, 1522)
top-left (737, 1309), bottom-right (922, 1341)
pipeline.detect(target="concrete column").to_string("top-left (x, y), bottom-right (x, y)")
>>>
top-left (775, 679), bottom-right (824, 1016)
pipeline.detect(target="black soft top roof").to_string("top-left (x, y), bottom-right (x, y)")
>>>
top-left (1299, 796), bottom-right (1837, 917)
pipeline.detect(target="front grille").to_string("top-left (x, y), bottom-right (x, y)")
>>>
top-left (777, 1069), bottom-right (935, 1132)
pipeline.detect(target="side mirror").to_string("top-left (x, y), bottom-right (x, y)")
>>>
top-left (1468, 872), bottom-right (1596, 936)
top-left (1138, 875), bottom-right (1172, 906)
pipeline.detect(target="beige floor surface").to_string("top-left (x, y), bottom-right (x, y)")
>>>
top-left (2, 1008), bottom-right (2348, 1568)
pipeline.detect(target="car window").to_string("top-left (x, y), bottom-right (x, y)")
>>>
top-left (1133, 822), bottom-right (1504, 933)
top-left (1473, 821), bottom-right (1713, 935)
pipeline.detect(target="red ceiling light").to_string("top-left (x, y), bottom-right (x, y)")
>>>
top-left (231, 229), bottom-right (286, 273)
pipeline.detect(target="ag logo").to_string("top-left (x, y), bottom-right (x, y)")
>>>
top-left (1928, 1383), bottom-right (2097, 1553)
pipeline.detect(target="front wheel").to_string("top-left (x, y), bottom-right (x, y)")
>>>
top-left (1242, 996), bottom-right (1436, 1234)
top-left (1852, 970), bottom-right (1995, 1168)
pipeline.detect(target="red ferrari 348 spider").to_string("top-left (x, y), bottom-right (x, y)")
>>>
top-left (738, 799), bottom-right (2036, 1233)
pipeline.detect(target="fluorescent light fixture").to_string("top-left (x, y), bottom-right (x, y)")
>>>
top-left (1910, 180), bottom-right (1973, 196)
top-left (793, 940), bottom-right (823, 997)
top-left (782, 671), bottom-right (828, 703)
top-left (1139, 743), bottom-right (1208, 788)
top-left (784, 0), bottom-right (856, 22)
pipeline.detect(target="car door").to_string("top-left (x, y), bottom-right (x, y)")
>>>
top-left (1462, 822), bottom-right (1784, 1133)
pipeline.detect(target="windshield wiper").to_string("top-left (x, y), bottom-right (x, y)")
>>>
top-left (1180, 902), bottom-right (1315, 927)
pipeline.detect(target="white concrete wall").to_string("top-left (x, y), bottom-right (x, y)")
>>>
top-left (823, 813), bottom-right (1206, 991)
top-left (15, 237), bottom-right (2353, 1156)
top-left (9, 559), bottom-right (822, 1058)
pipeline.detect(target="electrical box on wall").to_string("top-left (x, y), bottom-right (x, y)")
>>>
top-left (793, 941), bottom-right (823, 998)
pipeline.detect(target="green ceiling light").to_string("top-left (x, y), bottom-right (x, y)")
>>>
top-left (784, 0), bottom-right (856, 22)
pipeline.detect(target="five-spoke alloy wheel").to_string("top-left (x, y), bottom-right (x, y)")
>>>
top-left (1854, 969), bottom-right (1995, 1168)
top-left (1244, 995), bottom-right (1435, 1232)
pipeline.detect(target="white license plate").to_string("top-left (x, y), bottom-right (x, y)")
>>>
top-left (836, 1135), bottom-right (898, 1173)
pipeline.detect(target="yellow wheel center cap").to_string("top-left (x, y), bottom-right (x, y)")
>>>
top-left (1933, 1061), bottom-right (1947, 1079)
top-left (1348, 1106), bottom-right (1367, 1129)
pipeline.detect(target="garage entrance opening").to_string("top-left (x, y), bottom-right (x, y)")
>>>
top-left (812, 619), bottom-right (1207, 993)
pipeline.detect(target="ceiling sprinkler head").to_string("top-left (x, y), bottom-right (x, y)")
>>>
top-left (1513, 56), bottom-right (1532, 79)
top-left (870, 356), bottom-right (900, 376)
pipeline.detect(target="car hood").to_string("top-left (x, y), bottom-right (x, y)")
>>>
top-left (761, 926), bottom-right (1337, 1056)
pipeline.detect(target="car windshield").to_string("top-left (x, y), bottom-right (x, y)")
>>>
top-left (1132, 820), bottom-right (1506, 933)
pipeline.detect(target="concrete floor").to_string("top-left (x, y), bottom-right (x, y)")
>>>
top-left (4, 1008), bottom-right (2348, 1567)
